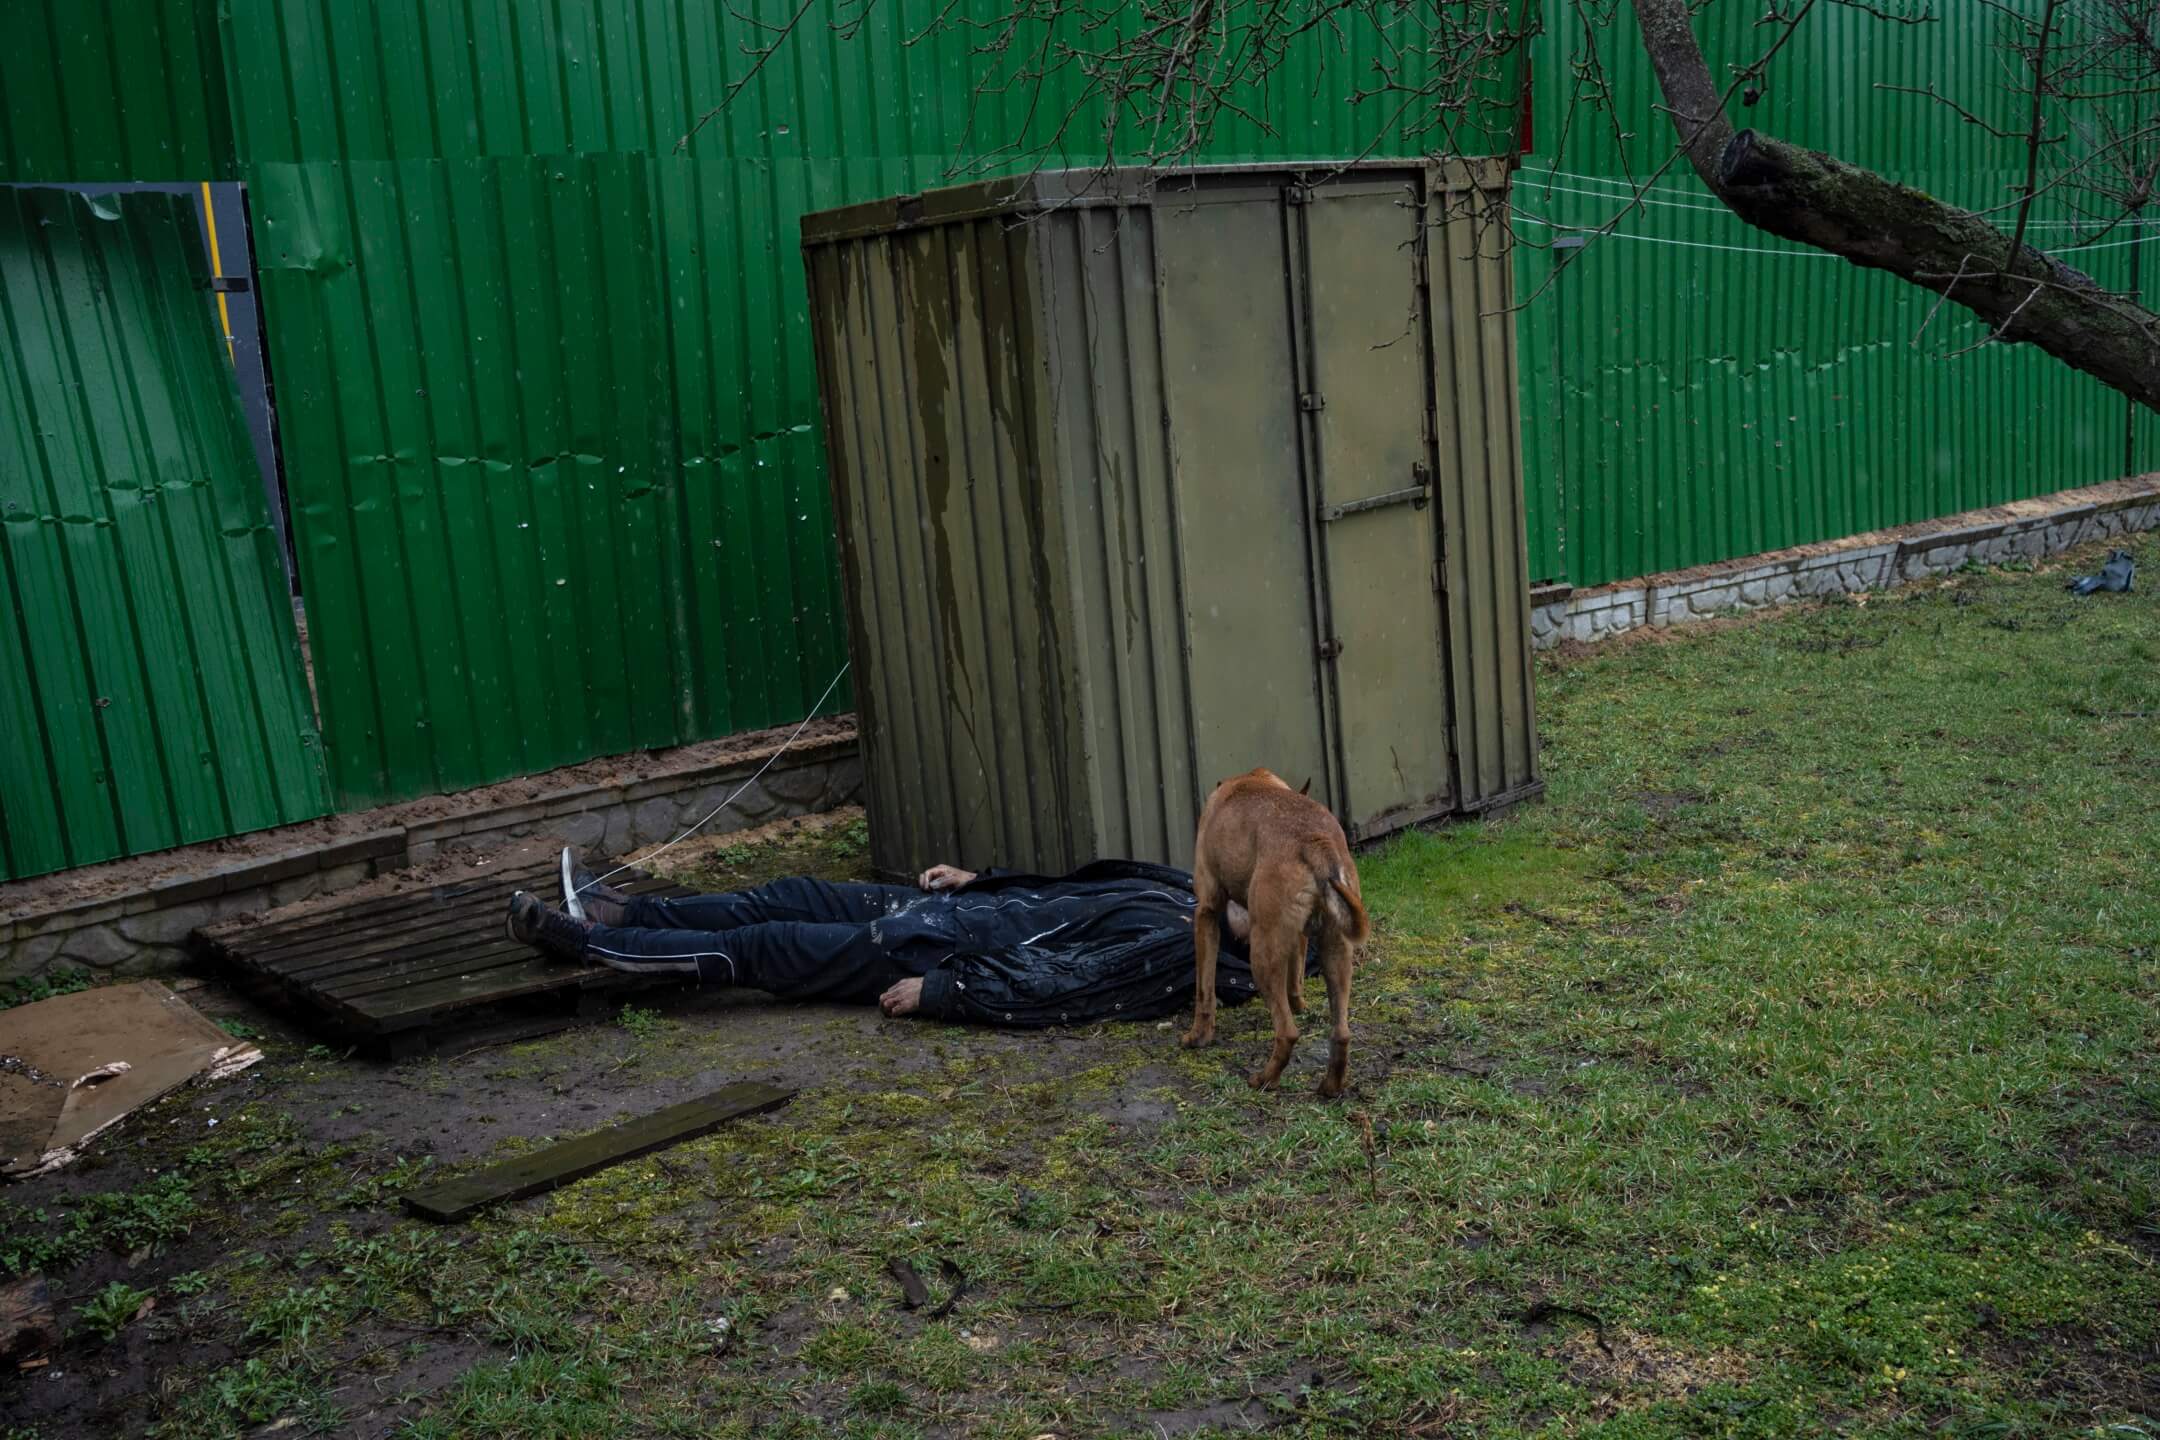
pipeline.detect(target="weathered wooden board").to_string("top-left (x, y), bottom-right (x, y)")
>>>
top-left (402, 1082), bottom-right (795, 1222)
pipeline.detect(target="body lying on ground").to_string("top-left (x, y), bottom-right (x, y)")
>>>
top-left (505, 851), bottom-right (1300, 1027)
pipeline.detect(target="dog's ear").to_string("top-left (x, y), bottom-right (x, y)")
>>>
top-left (1299, 777), bottom-right (1312, 796)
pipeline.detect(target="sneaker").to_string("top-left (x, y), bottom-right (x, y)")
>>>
top-left (506, 890), bottom-right (591, 962)
top-left (560, 847), bottom-right (631, 926)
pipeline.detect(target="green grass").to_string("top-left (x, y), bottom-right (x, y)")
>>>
top-left (672, 813), bottom-right (874, 892)
top-left (19, 547), bottom-right (2159, 1438)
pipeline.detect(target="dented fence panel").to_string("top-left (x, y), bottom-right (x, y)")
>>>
top-left (0, 189), bottom-right (327, 880)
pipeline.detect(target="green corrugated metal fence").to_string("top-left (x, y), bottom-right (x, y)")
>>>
top-left (1515, 3), bottom-right (2149, 586)
top-left (0, 188), bottom-right (328, 879)
top-left (0, 0), bottom-right (235, 182)
top-left (214, 0), bottom-right (1499, 809)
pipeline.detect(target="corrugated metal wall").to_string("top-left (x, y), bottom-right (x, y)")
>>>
top-left (0, 0), bottom-right (235, 183)
top-left (806, 164), bottom-right (1538, 877)
top-left (0, 188), bottom-right (327, 880)
top-left (1515, 4), bottom-right (2149, 586)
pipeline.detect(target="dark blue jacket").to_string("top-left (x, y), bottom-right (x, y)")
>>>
top-left (906, 861), bottom-right (1281, 1027)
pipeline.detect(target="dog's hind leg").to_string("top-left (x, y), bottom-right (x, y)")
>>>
top-left (1315, 927), bottom-right (1354, 1099)
top-left (1246, 925), bottom-right (1300, 1091)
top-left (1182, 872), bottom-right (1224, 1049)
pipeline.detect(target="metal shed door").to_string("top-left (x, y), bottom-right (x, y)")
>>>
top-left (1294, 180), bottom-right (1455, 837)
top-left (1156, 182), bottom-right (1333, 828)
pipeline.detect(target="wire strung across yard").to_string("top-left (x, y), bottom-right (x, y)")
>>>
top-left (574, 661), bottom-right (851, 897)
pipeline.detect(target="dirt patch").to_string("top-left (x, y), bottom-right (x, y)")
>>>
top-left (2, 716), bottom-right (855, 916)
top-left (1555, 1326), bottom-right (1750, 1412)
top-left (632, 808), bottom-right (864, 872)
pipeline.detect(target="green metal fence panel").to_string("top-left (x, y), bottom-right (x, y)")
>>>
top-left (1517, 4), bottom-right (2148, 586)
top-left (0, 188), bottom-right (328, 880)
top-left (0, 0), bottom-right (235, 182)
top-left (217, 0), bottom-right (1510, 808)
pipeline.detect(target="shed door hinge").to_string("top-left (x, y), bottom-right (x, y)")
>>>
top-left (1286, 184), bottom-right (1313, 206)
top-left (1317, 637), bottom-right (1343, 660)
top-left (1299, 392), bottom-right (1326, 413)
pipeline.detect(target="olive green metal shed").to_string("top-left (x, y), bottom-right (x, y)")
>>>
top-left (801, 160), bottom-right (1541, 877)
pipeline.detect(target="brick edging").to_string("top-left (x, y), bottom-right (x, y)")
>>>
top-left (3, 733), bottom-right (863, 982)
top-left (1531, 482), bottom-right (2160, 649)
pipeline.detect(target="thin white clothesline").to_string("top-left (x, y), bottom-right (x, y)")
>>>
top-left (1515, 209), bottom-right (2156, 258)
top-left (577, 661), bottom-right (851, 896)
top-left (1524, 167), bottom-right (2159, 231)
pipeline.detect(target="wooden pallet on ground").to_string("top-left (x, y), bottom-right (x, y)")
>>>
top-left (195, 857), bottom-right (692, 1055)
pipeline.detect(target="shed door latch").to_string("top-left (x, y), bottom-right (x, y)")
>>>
top-left (1317, 637), bottom-right (1343, 660)
top-left (1299, 391), bottom-right (1326, 413)
top-left (1319, 462), bottom-right (1431, 523)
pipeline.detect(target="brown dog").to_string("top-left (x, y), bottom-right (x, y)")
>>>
top-left (1183, 768), bottom-right (1370, 1097)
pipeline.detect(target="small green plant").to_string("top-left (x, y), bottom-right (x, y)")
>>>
top-left (92, 1173), bottom-right (199, 1252)
top-left (78, 1281), bottom-right (153, 1342)
top-left (617, 1005), bottom-right (663, 1041)
top-left (2, 1173), bottom-right (199, 1277)
top-left (0, 968), bottom-right (93, 1012)
top-left (827, 817), bottom-right (870, 860)
top-left (216, 1017), bottom-right (261, 1040)
top-left (167, 1270), bottom-right (212, 1297)
top-left (244, 1281), bottom-right (345, 1346)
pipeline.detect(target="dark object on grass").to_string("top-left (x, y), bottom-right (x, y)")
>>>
top-left (887, 1256), bottom-right (931, 1310)
top-left (1, 1274), bottom-right (59, 1365)
top-left (402, 1082), bottom-right (793, 1222)
top-left (926, 1258), bottom-right (971, 1320)
top-left (885, 1256), bottom-right (970, 1317)
top-left (2066, 549), bottom-right (2135, 595)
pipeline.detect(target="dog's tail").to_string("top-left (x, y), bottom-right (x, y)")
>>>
top-left (1309, 844), bottom-right (1371, 944)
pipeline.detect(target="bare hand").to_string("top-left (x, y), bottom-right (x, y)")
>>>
top-left (918, 864), bottom-right (975, 891)
top-left (879, 978), bottom-right (924, 1016)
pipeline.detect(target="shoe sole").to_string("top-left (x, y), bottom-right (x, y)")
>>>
top-left (561, 847), bottom-right (587, 922)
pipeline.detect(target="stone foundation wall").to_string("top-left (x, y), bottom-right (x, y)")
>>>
top-left (1531, 485), bottom-right (2160, 650)
top-left (2, 737), bottom-right (861, 984)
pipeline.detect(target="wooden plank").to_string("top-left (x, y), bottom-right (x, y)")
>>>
top-left (403, 1082), bottom-right (794, 1221)
top-left (1, 1274), bottom-right (60, 1364)
top-left (351, 962), bottom-right (650, 1033)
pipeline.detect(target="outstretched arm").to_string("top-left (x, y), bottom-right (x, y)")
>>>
top-left (918, 864), bottom-right (976, 891)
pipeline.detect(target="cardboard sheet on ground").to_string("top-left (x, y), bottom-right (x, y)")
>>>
top-left (0, 981), bottom-right (262, 1179)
